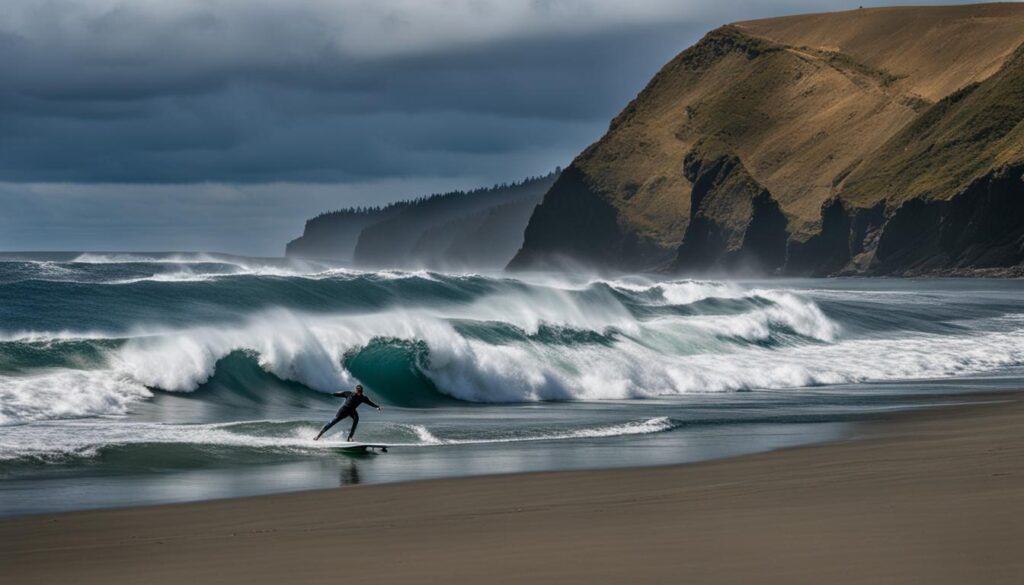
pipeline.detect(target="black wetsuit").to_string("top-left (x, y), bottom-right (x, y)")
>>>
top-left (318, 391), bottom-right (380, 441)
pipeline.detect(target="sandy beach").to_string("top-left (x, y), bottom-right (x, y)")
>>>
top-left (3, 393), bottom-right (1022, 585)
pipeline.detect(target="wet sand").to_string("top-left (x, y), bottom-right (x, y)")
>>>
top-left (2, 394), bottom-right (1022, 584)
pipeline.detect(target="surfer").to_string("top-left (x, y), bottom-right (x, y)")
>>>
top-left (314, 384), bottom-right (382, 442)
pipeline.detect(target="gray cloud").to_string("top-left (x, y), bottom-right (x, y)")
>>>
top-left (0, 0), bottom-right (993, 253)
top-left (0, 8), bottom-right (698, 183)
top-left (0, 178), bottom-right (485, 254)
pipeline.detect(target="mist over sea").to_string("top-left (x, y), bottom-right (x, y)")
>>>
top-left (2, 252), bottom-right (1023, 515)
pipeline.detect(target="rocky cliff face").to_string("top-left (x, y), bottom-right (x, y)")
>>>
top-left (510, 4), bottom-right (1024, 275)
top-left (286, 208), bottom-right (400, 261)
top-left (418, 196), bottom-right (545, 270)
top-left (353, 173), bottom-right (557, 269)
top-left (674, 138), bottom-right (787, 272)
top-left (788, 163), bottom-right (1024, 276)
top-left (506, 166), bottom-right (669, 271)
top-left (791, 39), bottom-right (1024, 275)
top-left (288, 172), bottom-right (558, 270)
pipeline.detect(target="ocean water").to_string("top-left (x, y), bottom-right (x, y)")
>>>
top-left (1, 252), bottom-right (1022, 516)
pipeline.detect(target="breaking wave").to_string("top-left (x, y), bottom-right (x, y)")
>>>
top-left (3, 255), bottom-right (1024, 426)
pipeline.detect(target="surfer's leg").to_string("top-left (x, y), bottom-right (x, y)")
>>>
top-left (346, 411), bottom-right (360, 441)
top-left (315, 414), bottom-right (345, 440)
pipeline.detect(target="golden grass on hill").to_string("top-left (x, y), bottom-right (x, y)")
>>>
top-left (520, 3), bottom-right (1024, 262)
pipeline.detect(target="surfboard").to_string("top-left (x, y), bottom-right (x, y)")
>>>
top-left (334, 442), bottom-right (390, 453)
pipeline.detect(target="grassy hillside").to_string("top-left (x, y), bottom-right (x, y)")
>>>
top-left (511, 3), bottom-right (1024, 274)
top-left (841, 43), bottom-right (1024, 208)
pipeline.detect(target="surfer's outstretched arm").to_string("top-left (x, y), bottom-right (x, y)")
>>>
top-left (332, 391), bottom-right (353, 398)
top-left (364, 397), bottom-right (381, 409)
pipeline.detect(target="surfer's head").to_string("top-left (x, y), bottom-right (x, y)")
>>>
top-left (355, 384), bottom-right (364, 394)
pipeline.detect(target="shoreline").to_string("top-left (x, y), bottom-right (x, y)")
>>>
top-left (0, 390), bottom-right (974, 519)
top-left (3, 392), bottom-right (1022, 583)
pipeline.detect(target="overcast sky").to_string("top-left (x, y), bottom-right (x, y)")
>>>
top-left (0, 0), bottom-right (988, 255)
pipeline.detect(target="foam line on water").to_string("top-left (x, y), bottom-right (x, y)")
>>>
top-left (400, 417), bottom-right (681, 446)
top-left (0, 417), bottom-right (681, 464)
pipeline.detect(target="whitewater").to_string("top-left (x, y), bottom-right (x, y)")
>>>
top-left (2, 252), bottom-right (1023, 514)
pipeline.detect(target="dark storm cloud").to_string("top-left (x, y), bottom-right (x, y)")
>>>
top-left (0, 0), bottom-right (708, 183)
top-left (0, 0), bottom-right (993, 254)
top-left (0, 0), bottom-right (981, 184)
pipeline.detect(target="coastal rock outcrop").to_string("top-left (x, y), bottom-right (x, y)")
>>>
top-left (674, 138), bottom-right (787, 272)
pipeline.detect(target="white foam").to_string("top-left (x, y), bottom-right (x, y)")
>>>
top-left (396, 417), bottom-right (680, 446)
top-left (512, 273), bottom-right (746, 307)
top-left (403, 424), bottom-right (444, 445)
top-left (0, 419), bottom-right (320, 463)
top-left (108, 266), bottom-right (365, 284)
top-left (0, 370), bottom-right (152, 425)
top-left (679, 289), bottom-right (839, 342)
top-left (659, 280), bottom-right (745, 305)
top-left (71, 252), bottom-right (229, 265)
top-left (65, 252), bottom-right (349, 283)
top-left (2, 415), bottom-right (688, 467)
top-left (0, 417), bottom-right (680, 463)
top-left (0, 330), bottom-right (125, 343)
top-left (5, 274), bottom-right (1024, 425)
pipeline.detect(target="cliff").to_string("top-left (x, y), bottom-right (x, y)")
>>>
top-left (286, 207), bottom-right (401, 261)
top-left (673, 137), bottom-right (788, 272)
top-left (411, 196), bottom-right (544, 269)
top-left (815, 42), bottom-right (1024, 275)
top-left (287, 172), bottom-right (558, 269)
top-left (351, 172), bottom-right (557, 269)
top-left (510, 4), bottom-right (1024, 275)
